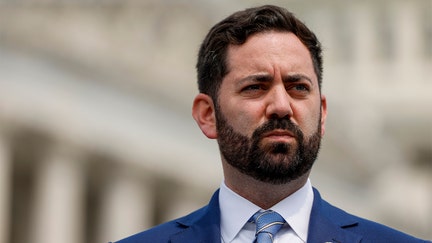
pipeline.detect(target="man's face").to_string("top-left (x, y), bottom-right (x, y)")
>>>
top-left (215, 31), bottom-right (327, 184)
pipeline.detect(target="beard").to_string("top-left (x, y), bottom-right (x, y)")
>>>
top-left (215, 108), bottom-right (322, 185)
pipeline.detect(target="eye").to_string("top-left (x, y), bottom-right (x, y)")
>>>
top-left (243, 84), bottom-right (262, 91)
top-left (287, 83), bottom-right (311, 98)
top-left (292, 84), bottom-right (309, 91)
top-left (240, 83), bottom-right (268, 97)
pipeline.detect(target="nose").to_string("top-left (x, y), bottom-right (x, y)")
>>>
top-left (265, 84), bottom-right (293, 119)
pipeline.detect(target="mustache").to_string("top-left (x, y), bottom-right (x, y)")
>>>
top-left (252, 118), bottom-right (304, 140)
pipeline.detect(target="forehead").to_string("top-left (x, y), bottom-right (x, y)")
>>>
top-left (224, 31), bottom-right (316, 81)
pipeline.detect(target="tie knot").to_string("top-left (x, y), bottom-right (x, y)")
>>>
top-left (251, 210), bottom-right (285, 243)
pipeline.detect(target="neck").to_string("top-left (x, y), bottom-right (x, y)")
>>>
top-left (223, 162), bottom-right (310, 209)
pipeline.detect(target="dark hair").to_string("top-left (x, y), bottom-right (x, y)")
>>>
top-left (196, 5), bottom-right (323, 101)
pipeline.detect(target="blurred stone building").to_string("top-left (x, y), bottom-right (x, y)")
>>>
top-left (0, 0), bottom-right (431, 243)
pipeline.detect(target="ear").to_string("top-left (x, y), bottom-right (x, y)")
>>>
top-left (320, 94), bottom-right (327, 136)
top-left (192, 93), bottom-right (218, 139)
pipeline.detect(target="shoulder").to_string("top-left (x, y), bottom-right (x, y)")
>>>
top-left (113, 190), bottom-right (221, 243)
top-left (314, 189), bottom-right (429, 243)
top-left (114, 206), bottom-right (208, 243)
top-left (114, 220), bottom-right (181, 243)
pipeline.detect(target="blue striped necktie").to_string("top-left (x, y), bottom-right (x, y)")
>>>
top-left (251, 210), bottom-right (286, 243)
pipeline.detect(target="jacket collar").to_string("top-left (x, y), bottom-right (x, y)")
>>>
top-left (170, 190), bottom-right (221, 243)
top-left (168, 188), bottom-right (364, 243)
top-left (307, 188), bottom-right (363, 243)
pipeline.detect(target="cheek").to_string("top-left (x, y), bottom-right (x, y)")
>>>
top-left (229, 112), bottom-right (254, 135)
top-left (292, 104), bottom-right (321, 136)
top-left (223, 103), bottom-right (263, 136)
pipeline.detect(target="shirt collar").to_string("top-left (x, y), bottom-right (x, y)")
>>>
top-left (270, 179), bottom-right (313, 242)
top-left (219, 179), bottom-right (314, 242)
top-left (219, 181), bottom-right (260, 243)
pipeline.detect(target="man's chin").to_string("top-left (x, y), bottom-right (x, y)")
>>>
top-left (260, 141), bottom-right (297, 155)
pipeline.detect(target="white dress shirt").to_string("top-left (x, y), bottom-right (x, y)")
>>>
top-left (219, 179), bottom-right (314, 243)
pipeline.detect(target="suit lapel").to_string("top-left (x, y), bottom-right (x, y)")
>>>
top-left (170, 190), bottom-right (221, 243)
top-left (169, 222), bottom-right (220, 243)
top-left (307, 188), bottom-right (363, 243)
top-left (168, 188), bottom-right (365, 243)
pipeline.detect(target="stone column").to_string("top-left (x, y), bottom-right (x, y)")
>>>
top-left (391, 2), bottom-right (422, 65)
top-left (96, 167), bottom-right (154, 243)
top-left (350, 3), bottom-right (378, 68)
top-left (0, 133), bottom-right (11, 243)
top-left (30, 145), bottom-right (85, 243)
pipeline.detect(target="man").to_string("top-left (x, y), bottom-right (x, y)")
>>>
top-left (115, 5), bottom-right (429, 243)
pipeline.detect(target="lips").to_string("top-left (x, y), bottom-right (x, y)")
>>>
top-left (262, 129), bottom-right (296, 140)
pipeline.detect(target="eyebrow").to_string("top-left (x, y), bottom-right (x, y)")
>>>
top-left (283, 74), bottom-right (313, 84)
top-left (238, 74), bottom-right (273, 84)
top-left (238, 73), bottom-right (312, 85)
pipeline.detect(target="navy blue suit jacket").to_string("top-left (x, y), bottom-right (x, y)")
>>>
top-left (115, 188), bottom-right (429, 243)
